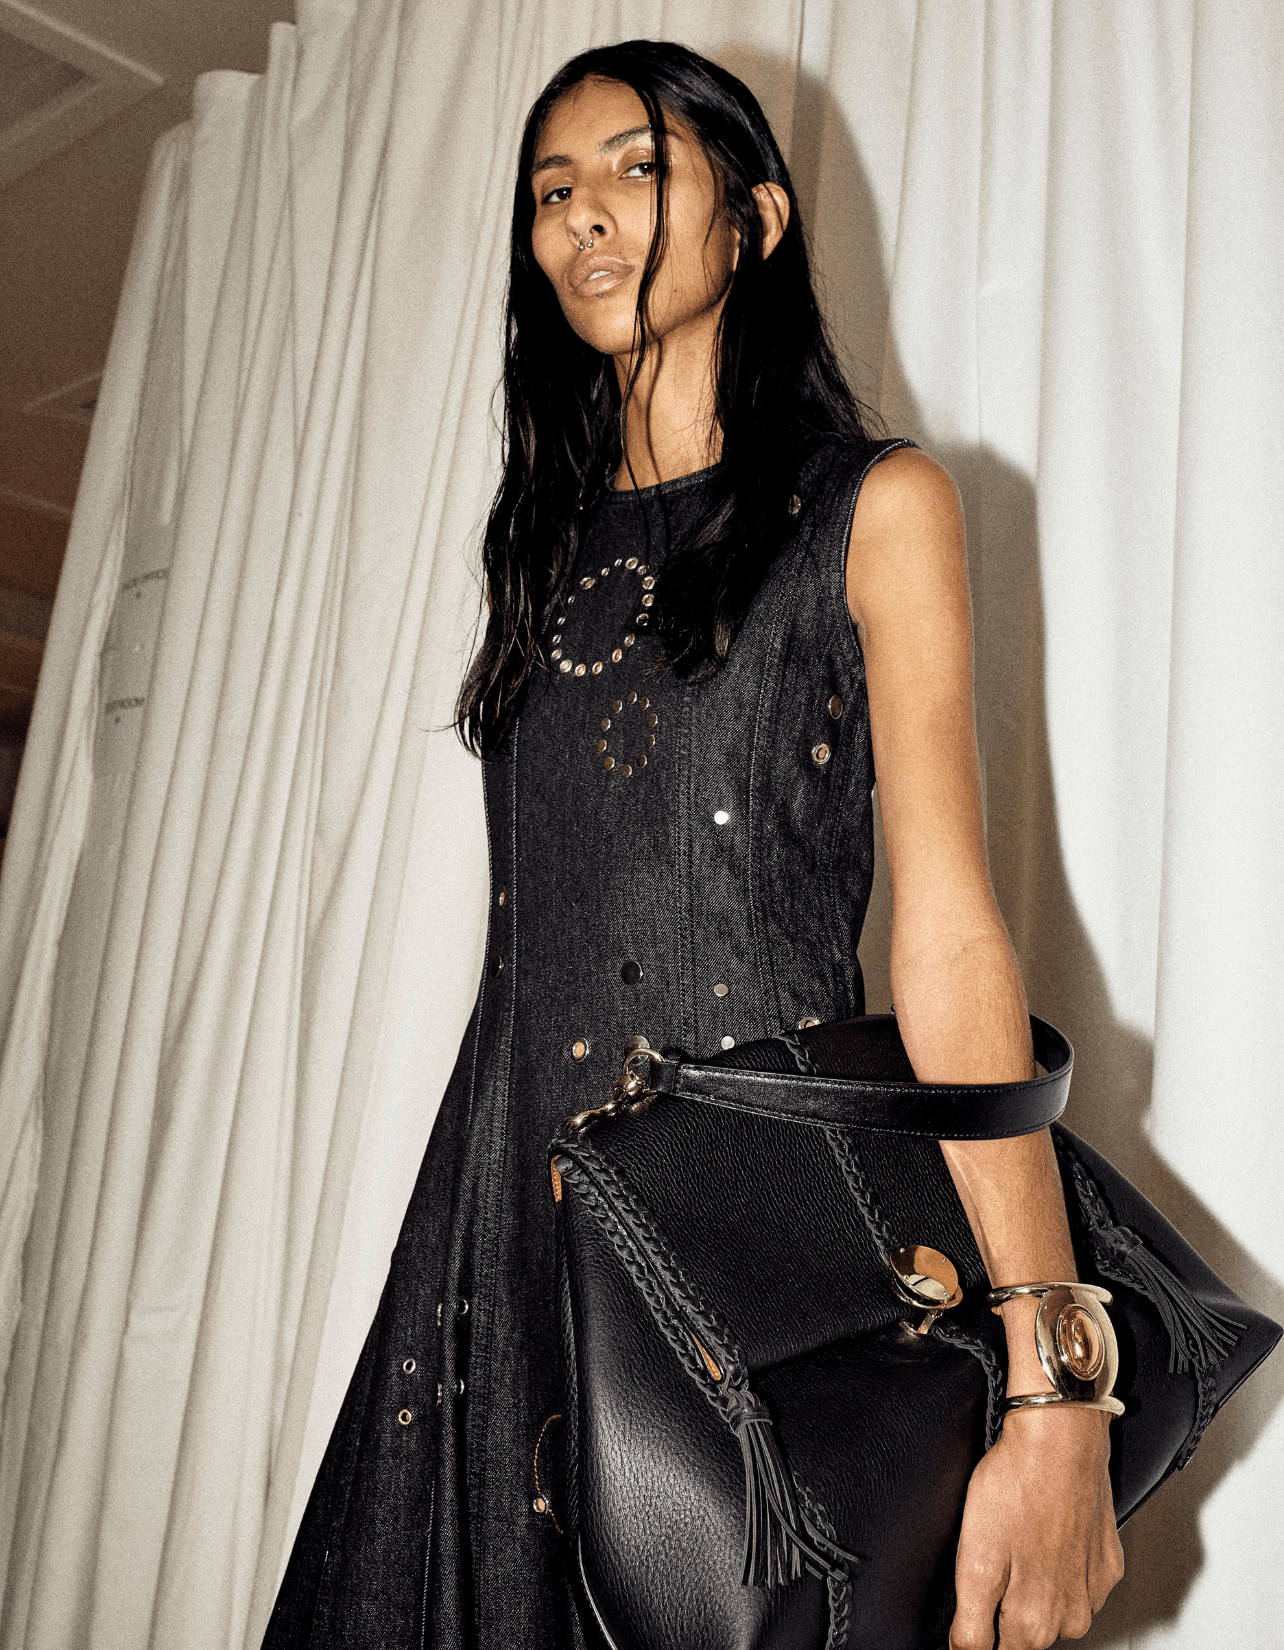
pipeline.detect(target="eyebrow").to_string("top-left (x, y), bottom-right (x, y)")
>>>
top-left (530, 125), bottom-right (656, 179)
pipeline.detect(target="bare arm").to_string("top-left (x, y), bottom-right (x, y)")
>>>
top-left (846, 449), bottom-right (1122, 1649)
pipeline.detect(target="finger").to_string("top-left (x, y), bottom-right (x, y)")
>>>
top-left (994, 1601), bottom-right (1057, 1650)
top-left (1059, 1604), bottom-right (1094, 1640)
top-left (950, 1558), bottom-right (1005, 1650)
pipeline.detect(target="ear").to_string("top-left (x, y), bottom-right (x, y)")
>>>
top-left (752, 182), bottom-right (790, 260)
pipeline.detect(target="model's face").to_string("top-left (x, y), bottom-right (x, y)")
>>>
top-left (529, 77), bottom-right (738, 361)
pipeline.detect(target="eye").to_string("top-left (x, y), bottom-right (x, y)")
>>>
top-left (623, 160), bottom-right (656, 180)
top-left (539, 184), bottom-right (573, 206)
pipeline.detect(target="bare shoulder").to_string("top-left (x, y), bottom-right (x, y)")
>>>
top-left (845, 448), bottom-right (968, 636)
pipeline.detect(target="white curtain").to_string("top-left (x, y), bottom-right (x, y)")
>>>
top-left (0, 2), bottom-right (1278, 1646)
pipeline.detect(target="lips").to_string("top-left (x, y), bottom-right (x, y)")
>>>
top-left (568, 255), bottom-right (636, 296)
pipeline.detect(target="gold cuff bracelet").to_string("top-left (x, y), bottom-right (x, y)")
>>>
top-left (986, 1281), bottom-right (1126, 1418)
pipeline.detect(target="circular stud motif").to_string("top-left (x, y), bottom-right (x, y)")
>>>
top-left (497, 887), bottom-right (506, 906)
top-left (572, 1040), bottom-right (589, 1061)
top-left (714, 809), bottom-right (730, 825)
top-left (798, 1015), bottom-right (820, 1029)
top-left (788, 494), bottom-right (802, 516)
top-left (721, 1036), bottom-right (736, 1050)
top-left (403, 1358), bottom-right (416, 1374)
top-left (621, 960), bottom-right (644, 984)
top-left (547, 555), bottom-right (658, 677)
top-left (713, 983), bottom-right (729, 998)
top-left (812, 742), bottom-right (831, 764)
top-left (594, 689), bottom-right (659, 780)
top-left (829, 695), bottom-right (843, 719)
top-left (559, 660), bottom-right (572, 673)
top-left (647, 712), bottom-right (659, 728)
top-left (398, 1409), bottom-right (413, 1426)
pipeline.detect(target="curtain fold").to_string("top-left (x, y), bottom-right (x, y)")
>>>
top-left (0, 3), bottom-right (1278, 1647)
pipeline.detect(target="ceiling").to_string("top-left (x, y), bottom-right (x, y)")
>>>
top-left (0, 0), bottom-right (294, 828)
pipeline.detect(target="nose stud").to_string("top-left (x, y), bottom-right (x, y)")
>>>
top-left (577, 233), bottom-right (595, 251)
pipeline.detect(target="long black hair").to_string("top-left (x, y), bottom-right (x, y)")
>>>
top-left (457, 39), bottom-right (875, 755)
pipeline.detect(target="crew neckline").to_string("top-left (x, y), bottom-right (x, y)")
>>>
top-left (601, 461), bottom-right (722, 503)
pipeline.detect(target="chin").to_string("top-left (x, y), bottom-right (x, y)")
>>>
top-left (559, 303), bottom-right (641, 359)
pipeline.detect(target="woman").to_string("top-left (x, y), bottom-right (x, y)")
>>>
top-left (265, 41), bottom-right (1123, 1650)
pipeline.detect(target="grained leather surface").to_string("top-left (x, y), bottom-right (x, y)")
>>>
top-left (550, 1015), bottom-right (1282, 1650)
top-left (561, 1178), bottom-right (983, 1650)
top-left (594, 1094), bottom-right (987, 1372)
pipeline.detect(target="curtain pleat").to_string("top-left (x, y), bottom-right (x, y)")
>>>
top-left (0, 3), bottom-right (1277, 1647)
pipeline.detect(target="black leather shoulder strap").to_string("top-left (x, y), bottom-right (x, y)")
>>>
top-left (648, 1015), bottom-right (1072, 1140)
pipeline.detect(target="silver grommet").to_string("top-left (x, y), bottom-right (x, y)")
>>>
top-left (398, 1409), bottom-right (413, 1425)
top-left (812, 742), bottom-right (831, 765)
top-left (403, 1357), bottom-right (416, 1374)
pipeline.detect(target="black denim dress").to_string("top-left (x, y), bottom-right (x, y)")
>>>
top-left (264, 436), bottom-right (911, 1649)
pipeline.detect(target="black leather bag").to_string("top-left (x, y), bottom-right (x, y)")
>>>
top-left (546, 1015), bottom-right (1281, 1650)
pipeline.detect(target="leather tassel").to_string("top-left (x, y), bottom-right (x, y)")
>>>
top-left (1091, 1224), bottom-right (1242, 1374)
top-left (725, 1388), bottom-right (857, 1588)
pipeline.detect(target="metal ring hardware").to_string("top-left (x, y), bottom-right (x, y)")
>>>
top-left (564, 1046), bottom-right (663, 1134)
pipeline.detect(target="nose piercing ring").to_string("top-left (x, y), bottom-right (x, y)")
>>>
top-left (578, 233), bottom-right (595, 251)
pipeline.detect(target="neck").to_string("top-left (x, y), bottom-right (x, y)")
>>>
top-left (611, 313), bottom-right (723, 489)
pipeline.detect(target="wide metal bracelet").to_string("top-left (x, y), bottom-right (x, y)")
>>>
top-left (987, 1282), bottom-right (1126, 1419)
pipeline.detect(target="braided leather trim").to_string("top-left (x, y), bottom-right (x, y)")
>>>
top-left (568, 1133), bottom-right (743, 1377)
top-left (1177, 1358), bottom-right (1218, 1470)
top-left (776, 1029), bottom-right (819, 1076)
top-left (555, 1150), bottom-right (753, 1426)
top-left (932, 1319), bottom-right (1006, 1449)
top-left (794, 1479), bottom-right (854, 1650)
top-left (823, 1125), bottom-right (898, 1254)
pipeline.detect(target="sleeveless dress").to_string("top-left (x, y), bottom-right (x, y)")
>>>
top-left (264, 435), bottom-right (912, 1649)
